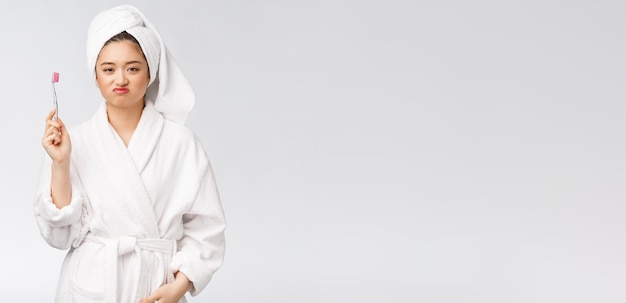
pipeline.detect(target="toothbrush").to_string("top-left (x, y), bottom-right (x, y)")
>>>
top-left (52, 72), bottom-right (59, 120)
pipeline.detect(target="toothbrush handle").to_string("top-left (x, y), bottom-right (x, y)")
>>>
top-left (52, 83), bottom-right (58, 120)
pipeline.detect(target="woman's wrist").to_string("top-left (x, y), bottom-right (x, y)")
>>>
top-left (174, 271), bottom-right (191, 294)
top-left (51, 159), bottom-right (70, 170)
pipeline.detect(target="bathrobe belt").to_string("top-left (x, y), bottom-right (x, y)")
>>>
top-left (84, 234), bottom-right (177, 302)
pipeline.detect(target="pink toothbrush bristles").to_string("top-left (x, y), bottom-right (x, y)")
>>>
top-left (52, 72), bottom-right (59, 83)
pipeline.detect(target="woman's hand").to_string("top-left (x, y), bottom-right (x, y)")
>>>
top-left (42, 109), bottom-right (71, 164)
top-left (42, 109), bottom-right (73, 208)
top-left (139, 271), bottom-right (190, 303)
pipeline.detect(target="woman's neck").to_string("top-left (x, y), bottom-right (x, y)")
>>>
top-left (106, 101), bottom-right (144, 146)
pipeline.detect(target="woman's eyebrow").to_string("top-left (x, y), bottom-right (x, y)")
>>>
top-left (99, 60), bottom-right (143, 66)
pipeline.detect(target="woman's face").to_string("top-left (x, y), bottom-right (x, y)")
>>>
top-left (95, 40), bottom-right (150, 110)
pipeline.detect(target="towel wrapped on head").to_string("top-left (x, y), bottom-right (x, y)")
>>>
top-left (86, 4), bottom-right (195, 124)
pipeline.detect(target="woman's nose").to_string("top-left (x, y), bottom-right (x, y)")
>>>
top-left (115, 71), bottom-right (128, 85)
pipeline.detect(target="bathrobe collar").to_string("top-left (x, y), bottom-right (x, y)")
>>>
top-left (89, 101), bottom-right (162, 238)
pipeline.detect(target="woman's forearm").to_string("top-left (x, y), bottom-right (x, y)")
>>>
top-left (50, 161), bottom-right (71, 208)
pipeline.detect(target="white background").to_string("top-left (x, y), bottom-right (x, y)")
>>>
top-left (1, 0), bottom-right (625, 302)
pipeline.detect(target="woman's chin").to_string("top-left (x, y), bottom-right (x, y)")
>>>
top-left (105, 97), bottom-right (144, 109)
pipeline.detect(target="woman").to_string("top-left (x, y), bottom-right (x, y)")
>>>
top-left (34, 5), bottom-right (225, 303)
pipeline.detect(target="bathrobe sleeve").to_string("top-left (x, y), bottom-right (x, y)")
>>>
top-left (33, 154), bottom-right (89, 250)
top-left (168, 135), bottom-right (226, 296)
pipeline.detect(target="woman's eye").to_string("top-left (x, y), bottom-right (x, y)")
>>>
top-left (102, 68), bottom-right (114, 72)
top-left (128, 67), bottom-right (139, 72)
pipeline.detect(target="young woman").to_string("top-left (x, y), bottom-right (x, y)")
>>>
top-left (34, 5), bottom-right (225, 303)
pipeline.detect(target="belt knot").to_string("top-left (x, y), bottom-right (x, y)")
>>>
top-left (118, 235), bottom-right (137, 255)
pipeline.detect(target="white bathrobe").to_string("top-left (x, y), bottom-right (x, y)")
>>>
top-left (34, 101), bottom-right (226, 303)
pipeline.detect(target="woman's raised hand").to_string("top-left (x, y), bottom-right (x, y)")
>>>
top-left (42, 109), bottom-right (72, 164)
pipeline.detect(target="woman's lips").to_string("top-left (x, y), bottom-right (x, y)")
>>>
top-left (113, 88), bottom-right (129, 94)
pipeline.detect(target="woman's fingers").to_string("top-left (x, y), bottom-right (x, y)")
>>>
top-left (42, 109), bottom-right (72, 163)
top-left (45, 109), bottom-right (57, 123)
top-left (57, 118), bottom-right (68, 139)
top-left (46, 119), bottom-right (61, 130)
top-left (44, 125), bottom-right (60, 139)
top-left (43, 120), bottom-right (63, 145)
top-left (43, 133), bottom-right (59, 147)
top-left (44, 113), bottom-right (63, 137)
top-left (139, 293), bottom-right (159, 303)
top-left (44, 110), bottom-right (62, 136)
top-left (46, 108), bottom-right (55, 119)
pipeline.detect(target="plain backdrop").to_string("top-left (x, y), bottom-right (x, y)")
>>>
top-left (2, 0), bottom-right (626, 302)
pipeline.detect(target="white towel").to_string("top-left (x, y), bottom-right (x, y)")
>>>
top-left (86, 4), bottom-right (195, 124)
